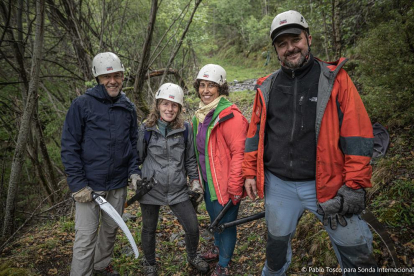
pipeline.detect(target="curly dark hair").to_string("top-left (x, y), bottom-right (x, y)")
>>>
top-left (145, 99), bottom-right (184, 129)
top-left (193, 80), bottom-right (229, 99)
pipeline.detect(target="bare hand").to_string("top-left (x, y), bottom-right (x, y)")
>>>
top-left (244, 178), bottom-right (257, 200)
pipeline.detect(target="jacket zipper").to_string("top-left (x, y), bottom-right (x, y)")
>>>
top-left (207, 117), bottom-right (225, 204)
top-left (299, 95), bottom-right (304, 130)
top-left (208, 136), bottom-right (223, 203)
top-left (289, 71), bottom-right (297, 178)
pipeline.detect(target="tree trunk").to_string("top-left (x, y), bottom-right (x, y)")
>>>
top-left (26, 129), bottom-right (54, 206)
top-left (332, 0), bottom-right (342, 59)
top-left (321, 3), bottom-right (331, 60)
top-left (159, 0), bottom-right (202, 85)
top-left (2, 0), bottom-right (45, 237)
top-left (133, 0), bottom-right (158, 115)
top-left (0, 0), bottom-right (29, 101)
top-left (33, 107), bottom-right (59, 202)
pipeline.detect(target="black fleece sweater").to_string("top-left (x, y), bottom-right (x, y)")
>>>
top-left (264, 54), bottom-right (321, 181)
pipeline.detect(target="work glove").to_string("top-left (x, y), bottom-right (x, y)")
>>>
top-left (72, 186), bottom-right (93, 203)
top-left (129, 174), bottom-right (142, 192)
top-left (189, 180), bottom-right (204, 203)
top-left (135, 177), bottom-right (157, 199)
top-left (229, 194), bottom-right (242, 205)
top-left (317, 196), bottom-right (347, 230)
top-left (337, 185), bottom-right (366, 215)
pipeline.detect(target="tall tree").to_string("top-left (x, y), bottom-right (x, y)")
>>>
top-left (332, 0), bottom-right (342, 59)
top-left (133, 0), bottom-right (158, 115)
top-left (159, 0), bottom-right (202, 85)
top-left (2, 0), bottom-right (46, 237)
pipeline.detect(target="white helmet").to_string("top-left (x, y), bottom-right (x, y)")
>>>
top-left (92, 52), bottom-right (125, 77)
top-left (196, 64), bottom-right (226, 86)
top-left (155, 83), bottom-right (184, 106)
top-left (270, 10), bottom-right (309, 43)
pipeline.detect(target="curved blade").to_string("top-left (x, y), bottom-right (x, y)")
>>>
top-left (361, 208), bottom-right (399, 267)
top-left (93, 194), bottom-right (139, 259)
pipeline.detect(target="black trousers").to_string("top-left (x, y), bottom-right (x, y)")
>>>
top-left (140, 200), bottom-right (199, 264)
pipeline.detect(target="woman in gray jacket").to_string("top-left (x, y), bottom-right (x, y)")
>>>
top-left (137, 83), bottom-right (209, 276)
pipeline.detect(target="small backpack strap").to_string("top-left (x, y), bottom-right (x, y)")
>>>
top-left (144, 128), bottom-right (152, 145)
top-left (183, 121), bottom-right (189, 145)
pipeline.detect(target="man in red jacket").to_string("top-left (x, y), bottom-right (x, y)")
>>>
top-left (242, 10), bottom-right (379, 276)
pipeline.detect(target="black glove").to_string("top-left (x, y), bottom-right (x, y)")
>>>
top-left (337, 185), bottom-right (366, 215)
top-left (317, 196), bottom-right (347, 230)
top-left (135, 177), bottom-right (156, 198)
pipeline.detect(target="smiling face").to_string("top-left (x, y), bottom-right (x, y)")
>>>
top-left (274, 31), bottom-right (312, 69)
top-left (158, 99), bottom-right (180, 122)
top-left (97, 72), bottom-right (124, 97)
top-left (198, 80), bottom-right (219, 105)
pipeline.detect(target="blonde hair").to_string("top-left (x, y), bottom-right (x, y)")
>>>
top-left (145, 99), bottom-right (184, 129)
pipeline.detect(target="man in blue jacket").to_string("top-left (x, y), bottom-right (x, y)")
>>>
top-left (61, 52), bottom-right (141, 276)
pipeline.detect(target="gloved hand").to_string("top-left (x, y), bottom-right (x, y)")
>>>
top-left (317, 196), bottom-right (347, 230)
top-left (189, 180), bottom-right (204, 203)
top-left (229, 194), bottom-right (242, 205)
top-left (72, 186), bottom-right (93, 203)
top-left (337, 185), bottom-right (366, 215)
top-left (129, 174), bottom-right (142, 192)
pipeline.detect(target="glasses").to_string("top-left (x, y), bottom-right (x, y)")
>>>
top-left (199, 82), bottom-right (217, 89)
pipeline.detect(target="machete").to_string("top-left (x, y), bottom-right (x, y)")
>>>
top-left (361, 209), bottom-right (399, 267)
top-left (92, 193), bottom-right (139, 259)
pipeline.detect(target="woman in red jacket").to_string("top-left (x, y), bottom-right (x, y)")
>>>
top-left (192, 64), bottom-right (248, 276)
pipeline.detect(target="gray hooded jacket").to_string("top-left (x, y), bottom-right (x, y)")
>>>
top-left (137, 121), bottom-right (199, 205)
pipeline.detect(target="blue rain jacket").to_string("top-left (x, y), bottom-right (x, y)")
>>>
top-left (61, 84), bottom-right (140, 192)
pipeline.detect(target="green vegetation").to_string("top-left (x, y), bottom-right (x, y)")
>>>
top-left (0, 0), bottom-right (413, 274)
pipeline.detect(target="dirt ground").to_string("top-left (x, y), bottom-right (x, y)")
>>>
top-left (0, 195), bottom-right (412, 275)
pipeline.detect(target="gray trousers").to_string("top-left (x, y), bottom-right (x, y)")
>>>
top-left (262, 170), bottom-right (378, 276)
top-left (70, 187), bottom-right (127, 276)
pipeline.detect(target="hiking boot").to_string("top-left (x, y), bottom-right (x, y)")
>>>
top-left (211, 264), bottom-right (229, 276)
top-left (188, 255), bottom-right (209, 273)
top-left (94, 264), bottom-right (120, 276)
top-left (143, 260), bottom-right (158, 276)
top-left (200, 245), bottom-right (219, 262)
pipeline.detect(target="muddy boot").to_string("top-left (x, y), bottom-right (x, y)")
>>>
top-left (211, 264), bottom-right (230, 276)
top-left (143, 260), bottom-right (158, 276)
top-left (188, 255), bottom-right (209, 274)
top-left (200, 245), bottom-right (219, 262)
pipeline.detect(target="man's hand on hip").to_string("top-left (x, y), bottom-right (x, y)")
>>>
top-left (129, 174), bottom-right (142, 192)
top-left (317, 196), bottom-right (347, 230)
top-left (337, 185), bottom-right (366, 215)
top-left (72, 186), bottom-right (93, 203)
top-left (244, 178), bottom-right (257, 200)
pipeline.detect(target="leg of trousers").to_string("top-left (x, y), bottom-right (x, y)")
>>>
top-left (204, 184), bottom-right (240, 268)
top-left (140, 200), bottom-right (200, 262)
top-left (262, 170), bottom-right (378, 276)
top-left (70, 187), bottom-right (126, 276)
top-left (169, 200), bottom-right (200, 259)
top-left (140, 203), bottom-right (161, 265)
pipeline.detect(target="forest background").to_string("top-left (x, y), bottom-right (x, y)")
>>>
top-left (0, 0), bottom-right (413, 275)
